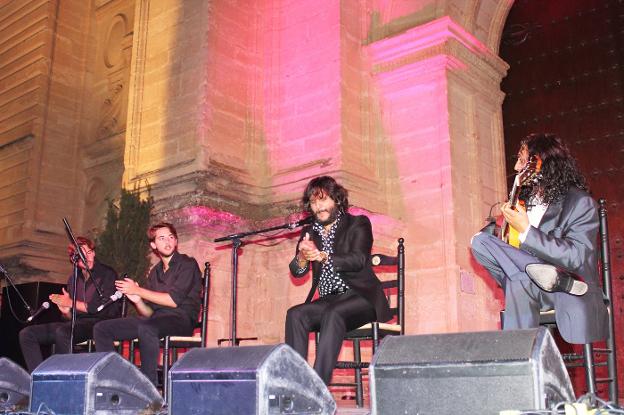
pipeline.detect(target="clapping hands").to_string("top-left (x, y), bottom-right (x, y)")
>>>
top-left (298, 233), bottom-right (324, 262)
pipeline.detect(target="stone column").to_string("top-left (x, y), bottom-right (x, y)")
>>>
top-left (367, 16), bottom-right (509, 333)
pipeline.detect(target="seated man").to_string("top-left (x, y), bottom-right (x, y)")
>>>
top-left (93, 222), bottom-right (201, 386)
top-left (471, 133), bottom-right (608, 344)
top-left (19, 237), bottom-right (119, 372)
top-left (285, 176), bottom-right (392, 384)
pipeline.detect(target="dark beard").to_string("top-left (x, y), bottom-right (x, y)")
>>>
top-left (315, 206), bottom-right (340, 226)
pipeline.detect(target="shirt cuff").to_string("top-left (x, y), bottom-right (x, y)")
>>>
top-left (518, 225), bottom-right (532, 243)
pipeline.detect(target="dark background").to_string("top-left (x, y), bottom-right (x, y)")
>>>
top-left (500, 0), bottom-right (624, 397)
top-left (0, 282), bottom-right (64, 368)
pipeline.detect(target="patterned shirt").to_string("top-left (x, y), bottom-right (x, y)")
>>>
top-left (313, 214), bottom-right (350, 297)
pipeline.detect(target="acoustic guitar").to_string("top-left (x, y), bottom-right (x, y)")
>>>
top-left (501, 155), bottom-right (542, 247)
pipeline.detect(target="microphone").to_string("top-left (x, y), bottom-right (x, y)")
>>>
top-left (288, 216), bottom-right (313, 229)
top-left (27, 302), bottom-right (50, 322)
top-left (96, 291), bottom-right (123, 312)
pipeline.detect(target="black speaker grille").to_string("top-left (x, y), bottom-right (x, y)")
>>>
top-left (374, 329), bottom-right (539, 366)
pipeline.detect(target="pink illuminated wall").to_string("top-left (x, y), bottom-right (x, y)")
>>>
top-left (263, 2), bottom-right (342, 173)
top-left (144, 0), bottom-right (513, 402)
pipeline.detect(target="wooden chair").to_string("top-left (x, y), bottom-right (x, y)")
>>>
top-left (319, 238), bottom-right (405, 407)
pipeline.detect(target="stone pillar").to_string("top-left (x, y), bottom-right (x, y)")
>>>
top-left (123, 0), bottom-right (282, 344)
top-left (0, 0), bottom-right (96, 281)
top-left (367, 16), bottom-right (509, 333)
top-left (81, 0), bottom-right (135, 235)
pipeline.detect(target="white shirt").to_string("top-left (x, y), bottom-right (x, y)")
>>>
top-left (518, 199), bottom-right (549, 243)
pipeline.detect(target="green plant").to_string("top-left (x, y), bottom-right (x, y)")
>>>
top-left (97, 187), bottom-right (153, 285)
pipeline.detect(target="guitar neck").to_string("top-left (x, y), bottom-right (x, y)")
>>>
top-left (500, 179), bottom-right (520, 242)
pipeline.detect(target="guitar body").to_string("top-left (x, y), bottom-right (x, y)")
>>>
top-left (506, 226), bottom-right (521, 248)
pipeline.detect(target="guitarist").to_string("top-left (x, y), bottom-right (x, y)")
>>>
top-left (471, 133), bottom-right (608, 344)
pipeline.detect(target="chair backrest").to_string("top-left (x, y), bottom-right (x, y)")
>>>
top-left (597, 199), bottom-right (618, 401)
top-left (371, 238), bottom-right (405, 334)
top-left (199, 262), bottom-right (211, 347)
top-left (598, 199), bottom-right (614, 305)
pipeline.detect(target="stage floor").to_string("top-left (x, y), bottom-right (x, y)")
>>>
top-left (335, 401), bottom-right (370, 414)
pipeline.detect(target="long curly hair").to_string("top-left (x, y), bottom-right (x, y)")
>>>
top-left (518, 133), bottom-right (588, 204)
top-left (302, 176), bottom-right (349, 214)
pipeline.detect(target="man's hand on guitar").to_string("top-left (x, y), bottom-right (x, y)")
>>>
top-left (501, 201), bottom-right (529, 234)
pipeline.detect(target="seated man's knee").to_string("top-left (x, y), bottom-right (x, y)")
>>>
top-left (53, 325), bottom-right (69, 341)
top-left (286, 305), bottom-right (305, 324)
top-left (19, 326), bottom-right (35, 344)
top-left (137, 320), bottom-right (159, 341)
top-left (320, 309), bottom-right (345, 330)
top-left (470, 231), bottom-right (489, 249)
top-left (93, 320), bottom-right (109, 337)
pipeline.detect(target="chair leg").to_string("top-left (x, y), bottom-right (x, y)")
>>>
top-left (130, 340), bottom-right (136, 364)
top-left (606, 343), bottom-right (619, 403)
top-left (372, 324), bottom-right (379, 354)
top-left (163, 337), bottom-right (170, 400)
top-left (605, 317), bottom-right (619, 403)
top-left (584, 343), bottom-right (597, 395)
top-left (354, 339), bottom-right (363, 408)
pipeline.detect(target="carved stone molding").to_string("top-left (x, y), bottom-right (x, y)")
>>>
top-left (96, 13), bottom-right (132, 141)
top-left (369, 16), bottom-right (509, 82)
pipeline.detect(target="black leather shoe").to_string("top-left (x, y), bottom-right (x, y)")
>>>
top-left (525, 263), bottom-right (588, 296)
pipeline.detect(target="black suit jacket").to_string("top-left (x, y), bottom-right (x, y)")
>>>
top-left (289, 213), bottom-right (392, 323)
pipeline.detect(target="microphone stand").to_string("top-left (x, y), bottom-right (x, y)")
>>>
top-left (62, 218), bottom-right (104, 299)
top-left (62, 217), bottom-right (104, 354)
top-left (0, 262), bottom-right (33, 321)
top-left (214, 218), bottom-right (310, 346)
top-left (68, 252), bottom-right (80, 354)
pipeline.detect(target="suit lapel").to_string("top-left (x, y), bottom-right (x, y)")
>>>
top-left (538, 199), bottom-right (563, 232)
top-left (332, 213), bottom-right (350, 250)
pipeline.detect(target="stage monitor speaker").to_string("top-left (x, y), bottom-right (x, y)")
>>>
top-left (0, 358), bottom-right (30, 411)
top-left (370, 328), bottom-right (574, 415)
top-left (30, 352), bottom-right (163, 415)
top-left (168, 344), bottom-right (336, 415)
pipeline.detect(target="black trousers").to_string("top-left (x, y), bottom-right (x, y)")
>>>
top-left (93, 312), bottom-right (193, 386)
top-left (19, 318), bottom-right (99, 372)
top-left (285, 290), bottom-right (376, 385)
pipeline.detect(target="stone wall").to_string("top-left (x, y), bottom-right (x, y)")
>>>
top-left (121, 0), bottom-right (514, 348)
top-left (0, 0), bottom-right (134, 282)
top-left (1, 1), bottom-right (516, 391)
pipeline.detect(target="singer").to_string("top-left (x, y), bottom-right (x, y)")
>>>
top-left (93, 222), bottom-right (201, 386)
top-left (285, 176), bottom-right (391, 384)
top-left (18, 237), bottom-right (119, 372)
